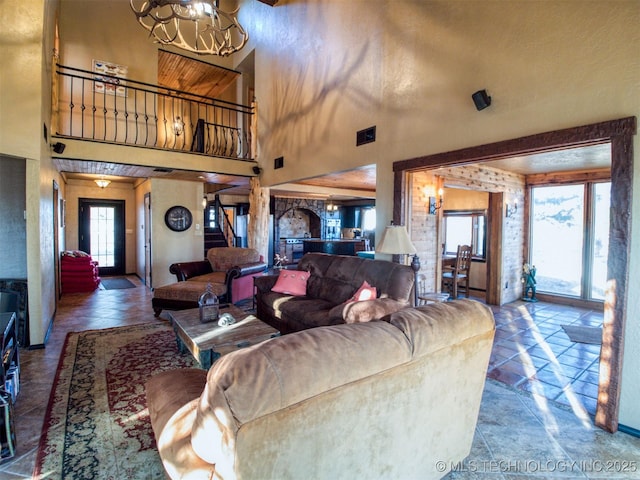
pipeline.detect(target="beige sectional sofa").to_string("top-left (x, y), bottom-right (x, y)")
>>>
top-left (146, 299), bottom-right (495, 479)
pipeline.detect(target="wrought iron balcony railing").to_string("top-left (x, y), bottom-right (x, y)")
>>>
top-left (53, 64), bottom-right (254, 160)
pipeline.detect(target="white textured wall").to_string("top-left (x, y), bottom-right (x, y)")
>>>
top-left (237, 0), bottom-right (640, 429)
top-left (150, 178), bottom-right (204, 288)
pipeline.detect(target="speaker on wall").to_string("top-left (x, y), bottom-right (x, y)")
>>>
top-left (52, 142), bottom-right (66, 154)
top-left (472, 90), bottom-right (491, 111)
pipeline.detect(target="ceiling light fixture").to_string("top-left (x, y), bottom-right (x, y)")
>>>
top-left (130, 0), bottom-right (248, 56)
top-left (95, 176), bottom-right (111, 188)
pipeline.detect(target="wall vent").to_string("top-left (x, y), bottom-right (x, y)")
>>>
top-left (356, 126), bottom-right (376, 146)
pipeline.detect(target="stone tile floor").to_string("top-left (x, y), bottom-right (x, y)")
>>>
top-left (484, 299), bottom-right (603, 416)
top-left (1, 278), bottom-right (638, 478)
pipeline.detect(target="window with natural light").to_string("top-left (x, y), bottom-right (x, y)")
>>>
top-left (530, 182), bottom-right (610, 300)
top-left (89, 206), bottom-right (116, 267)
top-left (443, 210), bottom-right (486, 260)
top-left (362, 208), bottom-right (376, 232)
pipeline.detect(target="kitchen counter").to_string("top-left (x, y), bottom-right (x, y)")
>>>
top-left (303, 239), bottom-right (369, 256)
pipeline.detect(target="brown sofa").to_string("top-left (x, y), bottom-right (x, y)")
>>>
top-left (254, 252), bottom-right (415, 334)
top-left (152, 247), bottom-right (267, 316)
top-left (146, 299), bottom-right (496, 479)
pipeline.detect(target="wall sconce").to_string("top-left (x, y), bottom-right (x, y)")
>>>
top-left (174, 116), bottom-right (184, 137)
top-left (326, 201), bottom-right (338, 212)
top-left (202, 196), bottom-right (208, 209)
top-left (506, 200), bottom-right (518, 218)
top-left (95, 176), bottom-right (111, 188)
top-left (429, 189), bottom-right (444, 215)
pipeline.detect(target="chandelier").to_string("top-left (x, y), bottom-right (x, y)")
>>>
top-left (130, 0), bottom-right (248, 56)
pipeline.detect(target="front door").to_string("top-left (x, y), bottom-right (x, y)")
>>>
top-left (79, 198), bottom-right (125, 276)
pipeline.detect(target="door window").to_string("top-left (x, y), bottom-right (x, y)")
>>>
top-left (79, 199), bottom-right (125, 276)
top-left (530, 182), bottom-right (610, 300)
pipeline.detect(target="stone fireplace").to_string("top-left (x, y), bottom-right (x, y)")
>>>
top-left (274, 197), bottom-right (325, 240)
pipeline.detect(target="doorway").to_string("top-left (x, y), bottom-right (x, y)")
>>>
top-left (392, 117), bottom-right (635, 433)
top-left (78, 198), bottom-right (125, 276)
top-left (144, 193), bottom-right (152, 286)
top-left (53, 181), bottom-right (61, 302)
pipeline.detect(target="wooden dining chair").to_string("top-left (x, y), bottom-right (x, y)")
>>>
top-left (441, 244), bottom-right (472, 299)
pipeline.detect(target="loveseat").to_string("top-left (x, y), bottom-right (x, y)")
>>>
top-left (152, 247), bottom-right (267, 316)
top-left (254, 252), bottom-right (415, 334)
top-left (146, 299), bottom-right (496, 479)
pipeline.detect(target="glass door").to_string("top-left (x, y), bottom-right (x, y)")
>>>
top-left (79, 199), bottom-right (125, 276)
top-left (590, 182), bottom-right (611, 300)
top-left (529, 182), bottom-right (610, 300)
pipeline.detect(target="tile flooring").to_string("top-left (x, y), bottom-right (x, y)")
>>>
top-left (484, 298), bottom-right (603, 416)
top-left (1, 278), bottom-right (638, 478)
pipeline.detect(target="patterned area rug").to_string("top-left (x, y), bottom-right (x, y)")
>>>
top-left (34, 323), bottom-right (198, 479)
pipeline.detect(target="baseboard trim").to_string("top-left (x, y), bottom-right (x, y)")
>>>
top-left (618, 423), bottom-right (640, 438)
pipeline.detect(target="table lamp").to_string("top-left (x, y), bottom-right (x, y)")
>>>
top-left (376, 224), bottom-right (421, 305)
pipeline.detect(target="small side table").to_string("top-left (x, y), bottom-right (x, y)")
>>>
top-left (418, 292), bottom-right (450, 305)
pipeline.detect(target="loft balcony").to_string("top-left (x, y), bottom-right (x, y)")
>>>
top-left (52, 64), bottom-right (255, 163)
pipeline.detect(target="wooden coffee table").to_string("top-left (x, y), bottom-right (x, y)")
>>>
top-left (168, 305), bottom-right (280, 369)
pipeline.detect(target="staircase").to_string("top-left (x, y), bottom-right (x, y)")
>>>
top-left (204, 227), bottom-right (228, 257)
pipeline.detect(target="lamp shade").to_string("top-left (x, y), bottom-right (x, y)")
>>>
top-left (376, 225), bottom-right (417, 255)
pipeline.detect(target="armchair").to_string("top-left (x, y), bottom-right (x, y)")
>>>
top-left (152, 247), bottom-right (267, 316)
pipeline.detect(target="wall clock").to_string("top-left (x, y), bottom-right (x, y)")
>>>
top-left (164, 205), bottom-right (193, 232)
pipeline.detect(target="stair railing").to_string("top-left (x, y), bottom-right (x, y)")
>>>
top-left (213, 195), bottom-right (239, 247)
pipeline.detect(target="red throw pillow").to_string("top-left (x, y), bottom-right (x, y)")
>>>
top-left (348, 281), bottom-right (377, 302)
top-left (271, 271), bottom-right (310, 296)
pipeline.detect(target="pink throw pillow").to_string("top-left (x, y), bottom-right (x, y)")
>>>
top-left (348, 281), bottom-right (377, 302)
top-left (271, 271), bottom-right (310, 296)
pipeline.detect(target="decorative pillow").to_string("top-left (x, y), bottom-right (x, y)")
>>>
top-left (348, 280), bottom-right (377, 303)
top-left (271, 271), bottom-right (310, 296)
